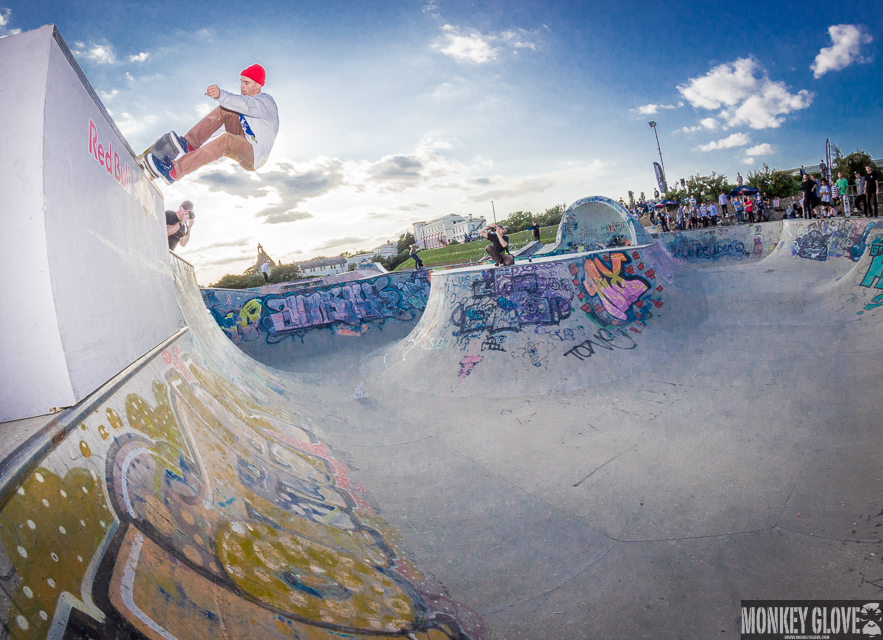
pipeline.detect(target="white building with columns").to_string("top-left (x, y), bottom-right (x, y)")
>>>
top-left (413, 214), bottom-right (485, 249)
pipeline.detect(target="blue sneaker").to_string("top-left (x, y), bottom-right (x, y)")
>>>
top-left (171, 132), bottom-right (191, 156)
top-left (146, 152), bottom-right (176, 185)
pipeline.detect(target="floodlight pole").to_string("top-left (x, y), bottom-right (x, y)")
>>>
top-left (648, 120), bottom-right (667, 184)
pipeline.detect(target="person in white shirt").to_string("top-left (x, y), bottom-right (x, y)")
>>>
top-left (718, 192), bottom-right (728, 217)
top-left (146, 64), bottom-right (280, 185)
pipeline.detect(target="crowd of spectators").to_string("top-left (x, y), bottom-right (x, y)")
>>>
top-left (630, 163), bottom-right (880, 232)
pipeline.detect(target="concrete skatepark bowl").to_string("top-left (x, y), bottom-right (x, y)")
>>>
top-left (2, 25), bottom-right (883, 640)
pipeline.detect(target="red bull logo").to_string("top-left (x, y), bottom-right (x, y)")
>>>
top-left (88, 117), bottom-right (133, 193)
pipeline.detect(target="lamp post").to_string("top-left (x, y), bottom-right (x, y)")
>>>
top-left (648, 121), bottom-right (666, 181)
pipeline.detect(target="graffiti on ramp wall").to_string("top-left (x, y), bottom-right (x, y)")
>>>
top-left (203, 271), bottom-right (430, 346)
top-left (0, 341), bottom-right (482, 640)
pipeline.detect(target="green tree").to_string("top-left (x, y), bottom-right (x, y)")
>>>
top-left (684, 172), bottom-right (732, 204)
top-left (833, 148), bottom-right (881, 183)
top-left (211, 273), bottom-right (265, 289)
top-left (347, 263), bottom-right (358, 272)
top-left (267, 262), bottom-right (301, 284)
top-left (397, 231), bottom-right (416, 254)
top-left (498, 210), bottom-right (534, 232)
top-left (746, 164), bottom-right (801, 199)
top-left (535, 204), bottom-right (564, 226)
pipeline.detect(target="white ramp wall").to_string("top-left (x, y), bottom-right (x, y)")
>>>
top-left (0, 26), bottom-right (184, 422)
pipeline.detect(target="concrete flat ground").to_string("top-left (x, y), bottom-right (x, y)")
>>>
top-left (271, 235), bottom-right (883, 639)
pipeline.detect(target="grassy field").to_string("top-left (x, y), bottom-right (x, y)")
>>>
top-left (393, 225), bottom-right (559, 271)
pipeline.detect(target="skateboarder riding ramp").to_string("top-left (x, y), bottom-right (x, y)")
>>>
top-left (4, 24), bottom-right (883, 640)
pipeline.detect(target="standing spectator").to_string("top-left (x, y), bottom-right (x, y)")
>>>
top-left (677, 205), bottom-right (685, 230)
top-left (835, 172), bottom-right (850, 215)
top-left (866, 166), bottom-right (879, 218)
top-left (690, 204), bottom-right (699, 229)
top-left (819, 178), bottom-right (831, 210)
top-left (745, 196), bottom-right (755, 223)
top-left (855, 171), bottom-right (868, 216)
top-left (700, 203), bottom-right (709, 227)
top-left (718, 192), bottom-right (729, 218)
top-left (734, 197), bottom-right (744, 224)
top-left (736, 172), bottom-right (743, 186)
top-left (532, 221), bottom-right (541, 242)
top-left (801, 174), bottom-right (816, 218)
top-left (709, 202), bottom-right (719, 226)
top-left (820, 159), bottom-right (828, 182)
top-left (260, 260), bottom-right (270, 283)
top-left (755, 193), bottom-right (766, 222)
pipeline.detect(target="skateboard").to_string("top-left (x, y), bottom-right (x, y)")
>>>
top-left (139, 131), bottom-right (187, 180)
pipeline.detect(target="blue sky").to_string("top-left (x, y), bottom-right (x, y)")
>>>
top-left (3, 0), bottom-right (881, 284)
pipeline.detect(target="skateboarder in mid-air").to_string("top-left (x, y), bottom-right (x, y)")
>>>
top-left (144, 64), bottom-right (279, 185)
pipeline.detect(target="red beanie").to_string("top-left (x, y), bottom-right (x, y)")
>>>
top-left (241, 64), bottom-right (265, 86)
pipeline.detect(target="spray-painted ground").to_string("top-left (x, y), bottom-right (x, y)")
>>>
top-left (4, 219), bottom-right (883, 639)
top-left (0, 257), bottom-right (481, 640)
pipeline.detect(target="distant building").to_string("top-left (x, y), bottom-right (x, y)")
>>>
top-left (371, 241), bottom-right (398, 258)
top-left (244, 243), bottom-right (276, 275)
top-left (345, 253), bottom-right (377, 269)
top-left (413, 214), bottom-right (485, 249)
top-left (296, 257), bottom-right (346, 277)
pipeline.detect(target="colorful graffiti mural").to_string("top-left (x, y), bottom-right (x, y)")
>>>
top-left (570, 251), bottom-right (661, 328)
top-left (389, 249), bottom-right (669, 383)
top-left (0, 264), bottom-right (480, 640)
top-left (663, 224), bottom-right (776, 264)
top-left (202, 271), bottom-right (430, 345)
top-left (790, 219), bottom-right (878, 262)
top-left (855, 237), bottom-right (883, 314)
top-left (444, 262), bottom-right (575, 346)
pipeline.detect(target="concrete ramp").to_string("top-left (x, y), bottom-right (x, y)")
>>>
top-left (0, 256), bottom-right (481, 640)
top-left (364, 244), bottom-right (706, 397)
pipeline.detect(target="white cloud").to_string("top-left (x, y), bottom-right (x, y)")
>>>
top-left (129, 52), bottom-right (149, 63)
top-left (99, 89), bottom-right (119, 101)
top-left (114, 112), bottom-right (159, 138)
top-left (678, 57), bottom-right (813, 129)
top-left (678, 117), bottom-right (718, 134)
top-left (433, 25), bottom-right (498, 63)
top-left (72, 41), bottom-right (117, 65)
top-left (745, 143), bottom-right (774, 155)
top-left (742, 157), bottom-right (755, 165)
top-left (811, 24), bottom-right (873, 78)
top-left (0, 8), bottom-right (20, 37)
top-left (634, 102), bottom-right (682, 115)
top-left (432, 24), bottom-right (537, 64)
top-left (423, 1), bottom-right (439, 15)
top-left (698, 132), bottom-right (751, 151)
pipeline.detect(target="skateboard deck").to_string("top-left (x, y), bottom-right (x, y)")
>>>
top-left (138, 132), bottom-right (185, 180)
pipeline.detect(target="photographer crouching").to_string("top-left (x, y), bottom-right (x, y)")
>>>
top-left (167, 200), bottom-right (196, 251)
top-left (480, 224), bottom-right (515, 267)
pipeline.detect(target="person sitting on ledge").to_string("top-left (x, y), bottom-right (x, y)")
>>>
top-left (479, 224), bottom-right (514, 266)
top-left (146, 64), bottom-right (279, 185)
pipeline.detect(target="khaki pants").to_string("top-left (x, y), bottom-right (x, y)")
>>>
top-left (174, 107), bottom-right (255, 178)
